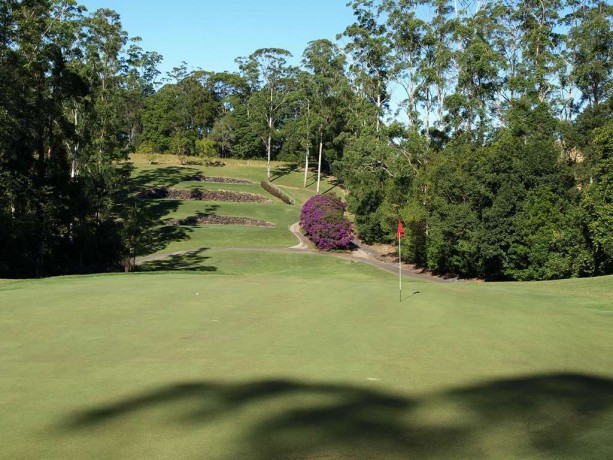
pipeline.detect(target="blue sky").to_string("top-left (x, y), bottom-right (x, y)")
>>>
top-left (78, 1), bottom-right (355, 76)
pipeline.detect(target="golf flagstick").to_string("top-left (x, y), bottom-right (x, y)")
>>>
top-left (399, 233), bottom-right (402, 302)
top-left (397, 221), bottom-right (404, 302)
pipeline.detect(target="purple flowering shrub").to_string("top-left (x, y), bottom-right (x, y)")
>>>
top-left (300, 194), bottom-right (353, 250)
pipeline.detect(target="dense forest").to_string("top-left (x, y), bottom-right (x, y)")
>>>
top-left (0, 0), bottom-right (161, 277)
top-left (1, 0), bottom-right (612, 280)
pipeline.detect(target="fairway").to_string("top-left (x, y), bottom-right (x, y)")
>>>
top-left (1, 255), bottom-right (612, 459)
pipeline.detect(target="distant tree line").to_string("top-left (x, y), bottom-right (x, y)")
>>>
top-left (136, 0), bottom-right (613, 280)
top-left (1, 0), bottom-right (611, 280)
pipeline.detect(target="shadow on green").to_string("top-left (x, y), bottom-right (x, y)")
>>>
top-left (131, 199), bottom-right (197, 256)
top-left (269, 164), bottom-right (299, 182)
top-left (320, 178), bottom-right (342, 195)
top-left (130, 166), bottom-right (202, 189)
top-left (60, 373), bottom-right (613, 458)
top-left (305, 175), bottom-right (339, 193)
top-left (138, 248), bottom-right (216, 272)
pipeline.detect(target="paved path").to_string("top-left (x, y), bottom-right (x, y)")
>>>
top-left (136, 223), bottom-right (453, 283)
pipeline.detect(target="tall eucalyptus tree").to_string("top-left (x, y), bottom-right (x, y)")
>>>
top-left (565, 0), bottom-right (613, 109)
top-left (302, 39), bottom-right (349, 192)
top-left (340, 0), bottom-right (392, 132)
top-left (236, 48), bottom-right (296, 178)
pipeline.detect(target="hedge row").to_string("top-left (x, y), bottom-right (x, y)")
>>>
top-left (261, 180), bottom-right (295, 205)
top-left (300, 195), bottom-right (353, 251)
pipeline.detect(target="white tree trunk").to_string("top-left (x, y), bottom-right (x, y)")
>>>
top-left (304, 144), bottom-right (310, 188)
top-left (267, 86), bottom-right (274, 179)
top-left (437, 81), bottom-right (444, 124)
top-left (425, 88), bottom-right (431, 137)
top-left (376, 93), bottom-right (381, 132)
top-left (267, 116), bottom-right (272, 180)
top-left (71, 108), bottom-right (78, 178)
top-left (316, 128), bottom-right (323, 194)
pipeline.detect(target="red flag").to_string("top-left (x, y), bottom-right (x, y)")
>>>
top-left (397, 221), bottom-right (404, 240)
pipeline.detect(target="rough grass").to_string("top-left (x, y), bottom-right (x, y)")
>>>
top-left (1, 259), bottom-right (612, 459)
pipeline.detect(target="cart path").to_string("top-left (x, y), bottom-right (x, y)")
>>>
top-left (136, 222), bottom-right (454, 283)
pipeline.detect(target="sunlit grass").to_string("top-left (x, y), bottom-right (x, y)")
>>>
top-left (1, 265), bottom-right (611, 459)
top-left (3, 160), bottom-right (610, 458)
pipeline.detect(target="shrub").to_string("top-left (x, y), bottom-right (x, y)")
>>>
top-left (300, 195), bottom-right (353, 250)
top-left (261, 180), bottom-right (295, 205)
top-left (137, 141), bottom-right (159, 164)
top-left (195, 137), bottom-right (218, 158)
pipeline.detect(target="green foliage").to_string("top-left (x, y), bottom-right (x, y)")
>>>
top-left (566, 0), bottom-right (613, 107)
top-left (336, 126), bottom-right (430, 244)
top-left (506, 188), bottom-right (591, 280)
top-left (195, 137), bottom-right (217, 158)
top-left (402, 102), bottom-right (596, 280)
top-left (581, 118), bottom-right (613, 273)
top-left (0, 2), bottom-right (162, 277)
top-left (3, 0), bottom-right (611, 281)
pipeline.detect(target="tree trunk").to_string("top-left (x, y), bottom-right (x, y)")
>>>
top-left (71, 108), bottom-right (78, 178)
top-left (304, 144), bottom-right (310, 188)
top-left (267, 129), bottom-right (272, 180)
top-left (425, 88), bottom-right (431, 137)
top-left (316, 127), bottom-right (323, 194)
top-left (376, 92), bottom-right (381, 132)
top-left (267, 86), bottom-right (273, 179)
top-left (437, 80), bottom-right (444, 124)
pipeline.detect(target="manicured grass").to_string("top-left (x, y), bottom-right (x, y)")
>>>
top-left (148, 200), bottom-right (300, 251)
top-left (1, 258), bottom-right (612, 459)
top-left (155, 224), bottom-right (298, 252)
top-left (131, 163), bottom-right (341, 204)
top-left (155, 200), bottom-right (297, 224)
top-left (131, 162), bottom-right (341, 255)
top-left (139, 249), bottom-right (395, 277)
top-left (2, 161), bottom-right (611, 458)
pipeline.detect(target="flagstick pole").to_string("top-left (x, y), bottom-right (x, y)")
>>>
top-left (399, 234), bottom-right (402, 302)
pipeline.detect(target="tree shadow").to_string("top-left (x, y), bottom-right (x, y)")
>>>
top-left (143, 203), bottom-right (220, 248)
top-left (133, 199), bottom-right (194, 255)
top-left (304, 173), bottom-right (342, 193)
top-left (130, 166), bottom-right (203, 190)
top-left (163, 206), bottom-right (221, 226)
top-left (147, 225), bottom-right (193, 253)
top-left (321, 178), bottom-right (343, 195)
top-left (59, 373), bottom-right (613, 458)
top-left (138, 248), bottom-right (216, 272)
top-left (146, 199), bottom-right (185, 220)
top-left (305, 174), bottom-right (330, 189)
top-left (269, 164), bottom-right (299, 182)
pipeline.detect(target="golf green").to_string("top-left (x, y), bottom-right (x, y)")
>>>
top-left (1, 253), bottom-right (612, 459)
